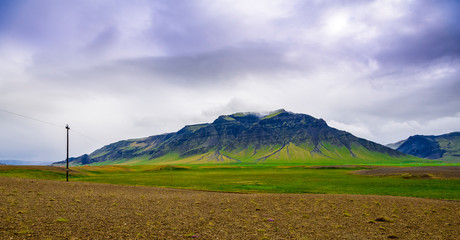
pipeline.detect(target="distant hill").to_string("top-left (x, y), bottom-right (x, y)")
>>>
top-left (54, 109), bottom-right (422, 166)
top-left (388, 132), bottom-right (460, 162)
top-left (0, 160), bottom-right (52, 165)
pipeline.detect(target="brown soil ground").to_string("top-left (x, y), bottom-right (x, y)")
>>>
top-left (352, 166), bottom-right (460, 179)
top-left (0, 177), bottom-right (459, 240)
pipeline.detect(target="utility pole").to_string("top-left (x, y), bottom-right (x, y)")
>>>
top-left (66, 124), bottom-right (70, 182)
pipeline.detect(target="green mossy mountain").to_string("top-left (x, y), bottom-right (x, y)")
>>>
top-left (388, 132), bottom-right (460, 162)
top-left (55, 110), bottom-right (421, 166)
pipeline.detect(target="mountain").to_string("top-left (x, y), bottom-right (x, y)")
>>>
top-left (54, 109), bottom-right (421, 166)
top-left (388, 132), bottom-right (460, 162)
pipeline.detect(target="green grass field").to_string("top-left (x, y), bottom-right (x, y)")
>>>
top-left (1, 164), bottom-right (459, 200)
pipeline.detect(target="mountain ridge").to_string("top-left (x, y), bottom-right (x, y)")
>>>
top-left (55, 110), bottom-right (421, 166)
top-left (388, 132), bottom-right (460, 162)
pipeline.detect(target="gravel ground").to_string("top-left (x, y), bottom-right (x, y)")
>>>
top-left (1, 177), bottom-right (459, 239)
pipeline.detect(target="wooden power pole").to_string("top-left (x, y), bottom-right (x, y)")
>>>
top-left (66, 124), bottom-right (70, 182)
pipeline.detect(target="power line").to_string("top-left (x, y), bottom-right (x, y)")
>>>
top-left (71, 129), bottom-right (103, 145)
top-left (0, 108), bottom-right (61, 128)
top-left (0, 108), bottom-right (102, 145)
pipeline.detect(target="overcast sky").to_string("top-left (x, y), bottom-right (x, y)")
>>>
top-left (0, 0), bottom-right (459, 163)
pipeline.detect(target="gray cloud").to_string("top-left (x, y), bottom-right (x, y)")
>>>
top-left (145, 1), bottom-right (230, 55)
top-left (106, 43), bottom-right (299, 85)
top-left (0, 0), bottom-right (459, 162)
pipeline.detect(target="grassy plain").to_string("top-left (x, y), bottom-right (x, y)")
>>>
top-left (1, 164), bottom-right (459, 200)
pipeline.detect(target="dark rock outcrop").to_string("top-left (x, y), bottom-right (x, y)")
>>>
top-left (395, 132), bottom-right (460, 161)
top-left (397, 135), bottom-right (444, 159)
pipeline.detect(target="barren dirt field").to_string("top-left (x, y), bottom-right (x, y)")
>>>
top-left (1, 177), bottom-right (459, 239)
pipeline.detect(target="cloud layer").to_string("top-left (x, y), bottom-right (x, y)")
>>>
top-left (0, 0), bottom-right (459, 162)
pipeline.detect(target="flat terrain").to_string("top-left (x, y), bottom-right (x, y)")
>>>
top-left (352, 166), bottom-right (460, 178)
top-left (1, 177), bottom-right (459, 239)
top-left (1, 165), bottom-right (460, 200)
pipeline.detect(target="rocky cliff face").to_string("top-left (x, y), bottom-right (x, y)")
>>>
top-left (55, 109), bottom-right (409, 165)
top-left (394, 132), bottom-right (460, 162)
top-left (396, 135), bottom-right (445, 159)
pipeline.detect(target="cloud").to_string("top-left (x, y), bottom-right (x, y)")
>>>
top-left (381, 113), bottom-right (460, 144)
top-left (0, 0), bottom-right (459, 162)
top-left (328, 120), bottom-right (374, 140)
top-left (94, 43), bottom-right (299, 86)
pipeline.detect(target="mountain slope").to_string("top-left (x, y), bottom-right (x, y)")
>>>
top-left (389, 132), bottom-right (460, 162)
top-left (55, 110), bottom-right (421, 166)
top-left (386, 140), bottom-right (406, 150)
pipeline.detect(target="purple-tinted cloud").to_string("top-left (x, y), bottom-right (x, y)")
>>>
top-left (0, 0), bottom-right (459, 162)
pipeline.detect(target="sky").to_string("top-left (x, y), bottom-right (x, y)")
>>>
top-left (0, 0), bottom-right (459, 163)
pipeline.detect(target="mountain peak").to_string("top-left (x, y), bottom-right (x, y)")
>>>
top-left (213, 112), bottom-right (260, 125)
top-left (213, 109), bottom-right (304, 125)
top-left (230, 111), bottom-right (259, 118)
top-left (262, 109), bottom-right (289, 119)
top-left (55, 110), bottom-right (410, 166)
